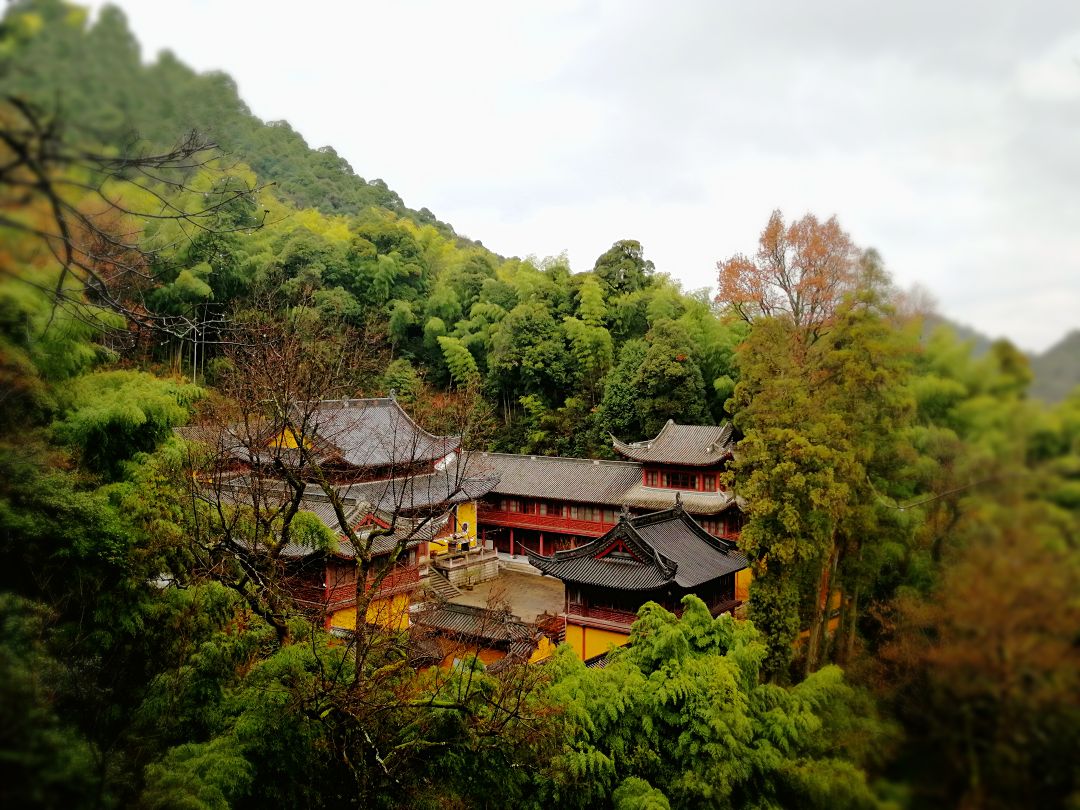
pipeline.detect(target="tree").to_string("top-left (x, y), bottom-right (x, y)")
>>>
top-left (0, 94), bottom-right (264, 339)
top-left (592, 239), bottom-right (655, 297)
top-left (633, 319), bottom-right (707, 436)
top-left (716, 210), bottom-right (860, 336)
top-left (538, 596), bottom-right (888, 809)
top-left (880, 513), bottom-right (1080, 809)
top-left (729, 292), bottom-right (916, 679)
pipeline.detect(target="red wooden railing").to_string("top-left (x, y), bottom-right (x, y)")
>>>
top-left (566, 598), bottom-right (741, 627)
top-left (566, 602), bottom-right (638, 626)
top-left (477, 506), bottom-right (617, 537)
top-left (368, 565), bottom-right (421, 594)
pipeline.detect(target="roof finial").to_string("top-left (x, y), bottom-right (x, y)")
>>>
top-left (674, 491), bottom-right (682, 509)
top-left (620, 504), bottom-right (630, 521)
top-left (388, 388), bottom-right (397, 400)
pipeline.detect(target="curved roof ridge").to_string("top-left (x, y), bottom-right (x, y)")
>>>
top-left (528, 516), bottom-right (678, 576)
top-left (312, 396), bottom-right (460, 445)
top-left (476, 450), bottom-right (642, 468)
top-left (617, 520), bottom-right (677, 576)
top-left (611, 421), bottom-right (736, 466)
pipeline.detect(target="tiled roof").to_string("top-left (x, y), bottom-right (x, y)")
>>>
top-left (584, 650), bottom-right (615, 669)
top-left (612, 421), bottom-right (735, 466)
top-left (209, 483), bottom-right (446, 560)
top-left (527, 507), bottom-right (747, 591)
top-left (471, 452), bottom-right (642, 506)
top-left (412, 602), bottom-right (539, 646)
top-left (303, 397), bottom-right (458, 468)
top-left (621, 484), bottom-right (739, 515)
top-left (631, 510), bottom-right (747, 587)
top-left (338, 465), bottom-right (498, 514)
top-left (278, 499), bottom-right (447, 559)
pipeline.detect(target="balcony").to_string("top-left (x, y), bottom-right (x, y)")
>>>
top-left (367, 564), bottom-right (421, 596)
top-left (566, 602), bottom-right (638, 628)
top-left (478, 505), bottom-right (617, 538)
top-left (565, 597), bottom-right (742, 631)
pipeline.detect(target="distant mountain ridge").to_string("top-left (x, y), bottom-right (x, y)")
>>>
top-left (1029, 330), bottom-right (1080, 403)
top-left (925, 315), bottom-right (1080, 403)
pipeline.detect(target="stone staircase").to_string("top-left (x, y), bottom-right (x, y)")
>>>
top-left (424, 568), bottom-right (462, 601)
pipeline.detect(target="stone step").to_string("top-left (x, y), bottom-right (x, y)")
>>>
top-left (425, 568), bottom-right (462, 601)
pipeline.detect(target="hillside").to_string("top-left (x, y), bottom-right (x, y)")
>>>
top-left (1, 0), bottom-right (460, 236)
top-left (1030, 330), bottom-right (1080, 403)
top-left (924, 315), bottom-right (1080, 403)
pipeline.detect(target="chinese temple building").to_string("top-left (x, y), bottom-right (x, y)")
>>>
top-left (527, 505), bottom-right (749, 661)
top-left (185, 398), bottom-right (753, 658)
top-left (271, 397), bottom-right (463, 484)
top-left (473, 419), bottom-right (745, 558)
top-left (282, 499), bottom-right (446, 631)
top-left (410, 602), bottom-right (556, 670)
top-left (182, 396), bottom-right (499, 631)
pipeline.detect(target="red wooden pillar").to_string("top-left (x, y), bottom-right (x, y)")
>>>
top-left (539, 532), bottom-right (545, 556)
top-left (509, 527), bottom-right (515, 557)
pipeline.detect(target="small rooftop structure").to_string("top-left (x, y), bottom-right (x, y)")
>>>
top-left (612, 420), bottom-right (735, 466)
top-left (278, 499), bottom-right (449, 560)
top-left (526, 506), bottom-right (747, 591)
top-left (411, 602), bottom-right (547, 669)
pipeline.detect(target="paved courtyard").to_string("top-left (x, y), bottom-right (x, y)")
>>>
top-left (450, 569), bottom-right (564, 623)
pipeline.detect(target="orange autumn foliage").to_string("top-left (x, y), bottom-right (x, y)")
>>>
top-left (716, 209), bottom-right (860, 336)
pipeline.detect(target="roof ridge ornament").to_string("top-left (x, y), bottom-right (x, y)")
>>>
top-left (620, 504), bottom-right (630, 521)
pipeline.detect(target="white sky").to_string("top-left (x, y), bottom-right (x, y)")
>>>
top-left (92, 1), bottom-right (1080, 352)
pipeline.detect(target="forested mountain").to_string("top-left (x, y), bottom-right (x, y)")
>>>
top-left (1, 2), bottom-right (1079, 809)
top-left (923, 315), bottom-right (1080, 403)
top-left (3, 0), bottom-right (458, 233)
top-left (1030, 330), bottom-right (1080, 402)
top-left (2, 0), bottom-right (745, 454)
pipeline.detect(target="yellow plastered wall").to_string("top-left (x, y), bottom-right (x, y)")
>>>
top-left (735, 568), bottom-right (752, 602)
top-left (330, 593), bottom-right (411, 631)
top-left (439, 642), bottom-right (505, 669)
top-left (528, 635), bottom-right (556, 663)
top-left (565, 622), bottom-right (630, 661)
top-left (456, 501), bottom-right (478, 539)
top-left (268, 429), bottom-right (306, 449)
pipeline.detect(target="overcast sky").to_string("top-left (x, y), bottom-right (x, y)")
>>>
top-left (92, 1), bottom-right (1080, 351)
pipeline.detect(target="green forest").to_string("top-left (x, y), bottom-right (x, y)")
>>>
top-left (1, 2), bottom-right (1078, 808)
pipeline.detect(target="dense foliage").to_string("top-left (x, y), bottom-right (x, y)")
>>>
top-left (1, 2), bottom-right (1078, 809)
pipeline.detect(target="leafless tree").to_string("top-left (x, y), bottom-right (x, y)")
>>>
top-left (174, 302), bottom-right (553, 796)
top-left (0, 95), bottom-right (265, 339)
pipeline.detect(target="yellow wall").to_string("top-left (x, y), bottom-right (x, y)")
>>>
top-left (528, 635), bottom-right (556, 663)
top-left (269, 429), bottom-right (306, 449)
top-left (735, 568), bottom-right (752, 602)
top-left (455, 501), bottom-right (478, 540)
top-left (431, 501), bottom-right (479, 556)
top-left (565, 622), bottom-right (630, 661)
top-left (330, 592), bottom-right (411, 631)
top-left (437, 642), bottom-right (505, 669)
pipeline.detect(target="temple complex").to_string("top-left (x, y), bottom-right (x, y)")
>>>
top-left (473, 419), bottom-right (745, 557)
top-left (184, 397), bottom-right (750, 662)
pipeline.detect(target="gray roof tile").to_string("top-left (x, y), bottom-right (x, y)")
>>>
top-left (303, 397), bottom-right (459, 468)
top-left (612, 421), bottom-right (735, 466)
top-left (471, 452), bottom-right (642, 505)
top-left (527, 507), bottom-right (747, 591)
